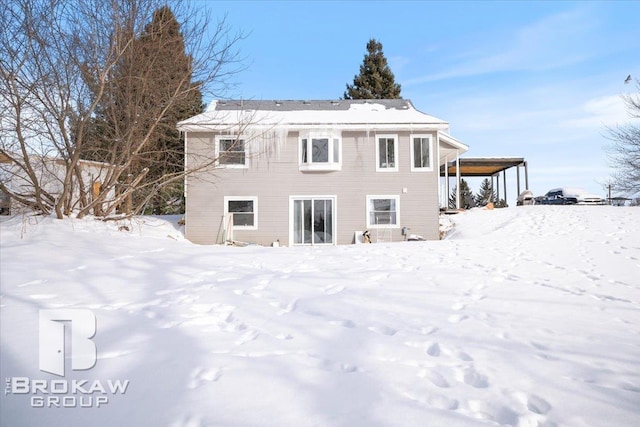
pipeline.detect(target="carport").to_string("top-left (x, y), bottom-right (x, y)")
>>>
top-left (440, 157), bottom-right (529, 208)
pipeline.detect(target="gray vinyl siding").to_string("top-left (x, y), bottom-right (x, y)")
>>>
top-left (185, 129), bottom-right (441, 245)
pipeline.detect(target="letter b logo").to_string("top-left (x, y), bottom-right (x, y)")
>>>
top-left (39, 309), bottom-right (97, 376)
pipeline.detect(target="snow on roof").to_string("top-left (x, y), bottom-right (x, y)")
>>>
top-left (178, 99), bottom-right (449, 131)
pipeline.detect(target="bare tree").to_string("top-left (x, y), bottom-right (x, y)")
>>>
top-left (605, 78), bottom-right (640, 195)
top-left (0, 0), bottom-right (244, 219)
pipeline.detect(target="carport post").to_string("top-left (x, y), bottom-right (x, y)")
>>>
top-left (516, 164), bottom-right (521, 196)
top-left (444, 156), bottom-right (449, 208)
top-left (503, 170), bottom-right (508, 206)
top-left (455, 151), bottom-right (461, 209)
top-left (524, 161), bottom-right (529, 190)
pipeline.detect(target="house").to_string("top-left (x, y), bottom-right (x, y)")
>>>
top-left (177, 99), bottom-right (468, 246)
top-left (0, 151), bottom-right (115, 215)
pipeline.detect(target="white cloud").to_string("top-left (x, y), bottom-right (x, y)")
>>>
top-left (564, 95), bottom-right (630, 128)
top-left (404, 7), bottom-right (599, 85)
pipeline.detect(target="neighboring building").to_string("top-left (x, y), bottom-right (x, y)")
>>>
top-left (177, 99), bottom-right (468, 246)
top-left (0, 151), bottom-right (114, 215)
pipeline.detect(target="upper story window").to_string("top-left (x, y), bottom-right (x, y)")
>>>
top-left (216, 135), bottom-right (247, 168)
top-left (376, 134), bottom-right (398, 172)
top-left (410, 134), bottom-right (433, 171)
top-left (299, 131), bottom-right (341, 171)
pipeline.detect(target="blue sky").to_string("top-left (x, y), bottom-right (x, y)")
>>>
top-left (201, 1), bottom-right (639, 200)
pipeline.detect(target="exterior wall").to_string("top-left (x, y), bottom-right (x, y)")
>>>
top-left (185, 129), bottom-right (441, 245)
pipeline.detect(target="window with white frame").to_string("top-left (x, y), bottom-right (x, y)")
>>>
top-left (410, 134), bottom-right (433, 171)
top-left (300, 131), bottom-right (341, 171)
top-left (224, 197), bottom-right (257, 229)
top-left (376, 134), bottom-right (398, 171)
top-left (216, 135), bottom-right (247, 167)
top-left (366, 195), bottom-right (400, 228)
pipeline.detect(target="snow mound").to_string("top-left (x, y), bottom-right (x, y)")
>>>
top-left (0, 214), bottom-right (185, 243)
top-left (1, 206), bottom-right (639, 427)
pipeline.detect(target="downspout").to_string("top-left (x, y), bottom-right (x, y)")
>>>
top-left (455, 150), bottom-right (461, 209)
top-left (436, 133), bottom-right (441, 209)
top-left (183, 131), bottom-right (188, 238)
top-left (444, 155), bottom-right (449, 208)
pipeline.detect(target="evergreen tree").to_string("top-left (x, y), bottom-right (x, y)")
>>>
top-left (343, 39), bottom-right (401, 99)
top-left (475, 178), bottom-right (497, 206)
top-left (448, 179), bottom-right (475, 209)
top-left (83, 5), bottom-right (204, 214)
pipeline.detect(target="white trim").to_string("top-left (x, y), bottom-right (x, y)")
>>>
top-left (298, 131), bottom-right (342, 172)
top-left (438, 131), bottom-right (469, 151)
top-left (180, 123), bottom-right (451, 133)
top-left (215, 135), bottom-right (249, 169)
top-left (366, 195), bottom-right (401, 229)
top-left (409, 134), bottom-right (434, 172)
top-left (375, 134), bottom-right (399, 172)
top-left (288, 195), bottom-right (337, 246)
top-left (224, 196), bottom-right (258, 230)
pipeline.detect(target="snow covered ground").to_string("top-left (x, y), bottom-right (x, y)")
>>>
top-left (1, 206), bottom-right (639, 427)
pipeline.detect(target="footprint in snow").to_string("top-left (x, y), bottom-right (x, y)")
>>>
top-left (272, 298), bottom-right (298, 314)
top-left (455, 366), bottom-right (489, 388)
top-left (420, 326), bottom-right (438, 335)
top-left (466, 400), bottom-right (519, 425)
top-left (447, 314), bottom-right (468, 323)
top-left (323, 284), bottom-right (345, 295)
top-left (456, 351), bottom-right (473, 361)
top-left (187, 367), bottom-right (222, 390)
top-left (235, 330), bottom-right (259, 345)
top-left (419, 369), bottom-right (449, 388)
top-left (330, 319), bottom-right (356, 328)
top-left (170, 414), bottom-right (202, 427)
top-left (526, 394), bottom-right (552, 415)
top-left (427, 395), bottom-right (458, 410)
top-left (253, 278), bottom-right (271, 290)
top-left (316, 358), bottom-right (358, 373)
top-left (368, 325), bottom-right (397, 336)
top-left (451, 302), bottom-right (466, 311)
top-left (426, 342), bottom-right (441, 357)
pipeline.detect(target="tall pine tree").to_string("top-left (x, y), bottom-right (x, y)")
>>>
top-left (82, 5), bottom-right (203, 214)
top-left (343, 39), bottom-right (401, 99)
top-left (475, 178), bottom-right (496, 207)
top-left (449, 179), bottom-right (475, 209)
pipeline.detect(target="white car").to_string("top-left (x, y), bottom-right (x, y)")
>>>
top-left (542, 187), bottom-right (605, 205)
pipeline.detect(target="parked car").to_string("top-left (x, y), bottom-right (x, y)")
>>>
top-left (541, 187), bottom-right (605, 205)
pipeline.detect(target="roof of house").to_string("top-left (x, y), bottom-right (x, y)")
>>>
top-left (177, 99), bottom-right (450, 132)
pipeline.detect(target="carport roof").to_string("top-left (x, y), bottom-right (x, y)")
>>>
top-left (440, 157), bottom-right (526, 177)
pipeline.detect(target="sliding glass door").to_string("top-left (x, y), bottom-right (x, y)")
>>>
top-left (292, 197), bottom-right (335, 245)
